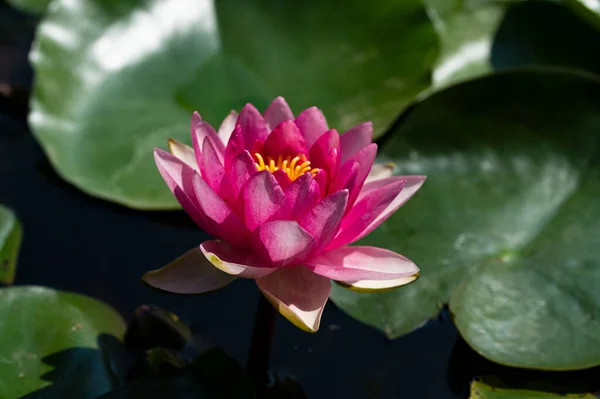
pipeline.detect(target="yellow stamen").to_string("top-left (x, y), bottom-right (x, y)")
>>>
top-left (253, 153), bottom-right (320, 181)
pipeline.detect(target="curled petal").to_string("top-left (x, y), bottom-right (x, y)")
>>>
top-left (365, 162), bottom-right (395, 184)
top-left (200, 240), bottom-right (277, 278)
top-left (218, 110), bottom-right (238, 145)
top-left (191, 112), bottom-right (225, 163)
top-left (237, 104), bottom-right (269, 151)
top-left (153, 149), bottom-right (214, 235)
top-left (337, 274), bottom-right (419, 292)
top-left (263, 96), bottom-right (294, 131)
top-left (256, 266), bottom-right (331, 332)
top-left (307, 246), bottom-right (418, 283)
top-left (143, 248), bottom-right (236, 294)
top-left (241, 171), bottom-right (287, 231)
top-left (328, 176), bottom-right (425, 250)
top-left (294, 107), bottom-right (328, 149)
top-left (298, 190), bottom-right (348, 250)
top-left (263, 120), bottom-right (307, 158)
top-left (284, 173), bottom-right (320, 220)
top-left (167, 139), bottom-right (197, 169)
top-left (253, 220), bottom-right (315, 266)
top-left (192, 173), bottom-right (251, 248)
top-left (340, 122), bottom-right (373, 164)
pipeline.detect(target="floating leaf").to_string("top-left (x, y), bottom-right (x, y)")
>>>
top-left (100, 348), bottom-right (254, 399)
top-left (330, 69), bottom-right (600, 370)
top-left (469, 381), bottom-right (597, 398)
top-left (0, 205), bottom-right (22, 285)
top-left (0, 286), bottom-right (126, 398)
top-left (29, 0), bottom-right (438, 209)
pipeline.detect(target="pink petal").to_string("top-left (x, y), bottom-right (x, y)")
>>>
top-left (241, 171), bottom-right (287, 231)
top-left (284, 173), bottom-right (320, 220)
top-left (306, 245), bottom-right (418, 282)
top-left (340, 122), bottom-right (373, 164)
top-left (263, 120), bottom-right (307, 158)
top-left (308, 129), bottom-right (340, 181)
top-left (256, 265), bottom-right (331, 332)
top-left (218, 110), bottom-right (238, 146)
top-left (143, 248), bottom-right (236, 294)
top-left (229, 150), bottom-right (258, 201)
top-left (298, 190), bottom-right (348, 250)
top-left (201, 137), bottom-right (233, 202)
top-left (167, 139), bottom-right (197, 169)
top-left (191, 112), bottom-right (225, 163)
top-left (154, 149), bottom-right (215, 235)
top-left (263, 96), bottom-right (294, 131)
top-left (336, 275), bottom-right (418, 291)
top-left (237, 103), bottom-right (269, 152)
top-left (252, 220), bottom-right (315, 266)
top-left (272, 169), bottom-right (292, 190)
top-left (200, 240), bottom-right (277, 278)
top-left (327, 176), bottom-right (426, 250)
top-left (329, 160), bottom-right (359, 194)
top-left (365, 162), bottom-right (395, 184)
top-left (223, 126), bottom-right (246, 170)
top-left (313, 169), bottom-right (328, 198)
top-left (294, 107), bottom-right (328, 149)
top-left (343, 143), bottom-right (378, 210)
top-left (192, 173), bottom-right (252, 248)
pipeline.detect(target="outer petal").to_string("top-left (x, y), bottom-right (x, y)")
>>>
top-left (229, 150), bottom-right (257, 200)
top-left (241, 170), bottom-right (287, 231)
top-left (154, 149), bottom-right (215, 235)
top-left (294, 107), bottom-right (328, 149)
top-left (328, 176), bottom-right (425, 249)
top-left (256, 265), bottom-right (331, 332)
top-left (200, 240), bottom-right (277, 278)
top-left (168, 138), bottom-right (197, 169)
top-left (343, 143), bottom-right (378, 209)
top-left (340, 122), bottom-right (373, 164)
top-left (337, 275), bottom-right (419, 292)
top-left (263, 120), bottom-right (307, 158)
top-left (224, 126), bottom-right (246, 170)
top-left (284, 172), bottom-right (320, 220)
top-left (298, 190), bottom-right (348, 250)
top-left (218, 110), bottom-right (238, 145)
top-left (201, 137), bottom-right (233, 201)
top-left (306, 246), bottom-right (418, 282)
top-left (365, 162), bottom-right (395, 184)
top-left (237, 104), bottom-right (269, 151)
top-left (252, 220), bottom-right (315, 266)
top-left (308, 129), bottom-right (340, 181)
top-left (192, 173), bottom-right (251, 248)
top-left (143, 248), bottom-right (235, 294)
top-left (263, 96), bottom-right (294, 131)
top-left (191, 112), bottom-right (225, 163)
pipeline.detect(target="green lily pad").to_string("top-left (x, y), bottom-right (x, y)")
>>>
top-left (470, 381), bottom-right (597, 398)
top-left (6, 0), bottom-right (51, 14)
top-left (29, 0), bottom-right (438, 209)
top-left (0, 205), bottom-right (22, 285)
top-left (100, 348), bottom-right (254, 399)
top-left (330, 69), bottom-right (600, 370)
top-left (0, 286), bottom-right (126, 398)
top-left (564, 0), bottom-right (600, 32)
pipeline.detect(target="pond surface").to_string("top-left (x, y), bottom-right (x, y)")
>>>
top-left (0, 3), bottom-right (472, 398)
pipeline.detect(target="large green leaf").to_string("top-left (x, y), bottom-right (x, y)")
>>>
top-left (100, 348), bottom-right (254, 399)
top-left (29, 0), bottom-right (438, 209)
top-left (0, 286), bottom-right (126, 398)
top-left (330, 69), bottom-right (600, 369)
top-left (469, 381), bottom-right (597, 398)
top-left (0, 205), bottom-right (22, 285)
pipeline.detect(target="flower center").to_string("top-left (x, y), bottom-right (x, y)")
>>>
top-left (254, 153), bottom-right (319, 181)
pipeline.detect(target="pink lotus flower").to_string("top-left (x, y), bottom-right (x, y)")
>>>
top-left (144, 97), bottom-right (425, 332)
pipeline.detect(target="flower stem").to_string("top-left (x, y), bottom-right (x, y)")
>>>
top-left (246, 292), bottom-right (276, 393)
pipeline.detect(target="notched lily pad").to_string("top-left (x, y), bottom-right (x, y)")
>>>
top-left (469, 381), bottom-right (598, 399)
top-left (330, 69), bottom-right (600, 370)
top-left (29, 0), bottom-right (438, 209)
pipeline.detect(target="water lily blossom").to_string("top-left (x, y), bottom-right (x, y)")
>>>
top-left (144, 97), bottom-right (426, 332)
